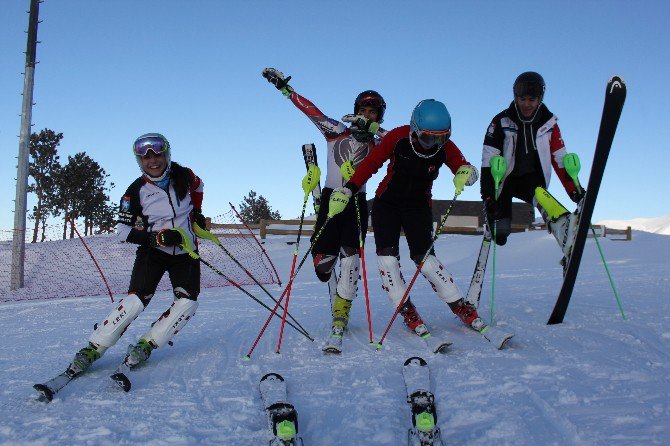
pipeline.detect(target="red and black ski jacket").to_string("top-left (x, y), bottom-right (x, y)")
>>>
top-left (345, 125), bottom-right (470, 207)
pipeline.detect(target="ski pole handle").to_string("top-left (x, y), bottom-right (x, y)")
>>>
top-left (563, 153), bottom-right (582, 192)
top-left (302, 164), bottom-right (321, 197)
top-left (340, 160), bottom-right (355, 182)
top-left (490, 155), bottom-right (506, 200)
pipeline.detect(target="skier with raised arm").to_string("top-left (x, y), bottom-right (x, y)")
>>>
top-left (262, 67), bottom-right (387, 343)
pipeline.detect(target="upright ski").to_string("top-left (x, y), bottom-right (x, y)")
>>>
top-left (465, 221), bottom-right (492, 308)
top-left (402, 357), bottom-right (444, 446)
top-left (548, 75), bottom-right (626, 324)
top-left (302, 144), bottom-right (338, 306)
top-left (259, 372), bottom-right (304, 446)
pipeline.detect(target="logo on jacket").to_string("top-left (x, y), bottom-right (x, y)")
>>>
top-left (486, 122), bottom-right (496, 137)
top-left (121, 196), bottom-right (131, 211)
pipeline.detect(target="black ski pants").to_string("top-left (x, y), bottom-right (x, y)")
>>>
top-left (371, 197), bottom-right (434, 262)
top-left (128, 246), bottom-right (201, 305)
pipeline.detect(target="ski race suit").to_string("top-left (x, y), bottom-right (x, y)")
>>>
top-left (287, 90), bottom-right (387, 302)
top-left (84, 161), bottom-right (205, 362)
top-left (344, 125), bottom-right (472, 309)
top-left (117, 162), bottom-right (204, 306)
top-left (480, 102), bottom-right (578, 244)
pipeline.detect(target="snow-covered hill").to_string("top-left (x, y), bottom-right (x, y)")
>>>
top-left (1, 230), bottom-right (669, 445)
top-left (596, 214), bottom-right (670, 235)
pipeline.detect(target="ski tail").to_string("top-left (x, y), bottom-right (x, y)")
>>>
top-left (403, 357), bottom-right (444, 445)
top-left (260, 372), bottom-right (302, 445)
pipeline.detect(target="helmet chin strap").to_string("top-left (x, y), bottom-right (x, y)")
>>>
top-left (514, 100), bottom-right (542, 123)
top-left (409, 133), bottom-right (441, 159)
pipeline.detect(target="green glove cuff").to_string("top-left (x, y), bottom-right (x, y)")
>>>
top-left (368, 121), bottom-right (380, 135)
top-left (328, 191), bottom-right (350, 218)
top-left (281, 86), bottom-right (293, 97)
top-left (173, 227), bottom-right (199, 259)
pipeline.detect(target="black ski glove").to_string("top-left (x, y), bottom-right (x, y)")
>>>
top-left (262, 68), bottom-right (294, 96)
top-left (150, 229), bottom-right (183, 248)
top-left (484, 197), bottom-right (503, 222)
top-left (192, 209), bottom-right (207, 229)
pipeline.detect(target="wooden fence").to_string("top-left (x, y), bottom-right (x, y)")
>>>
top-left (209, 219), bottom-right (632, 241)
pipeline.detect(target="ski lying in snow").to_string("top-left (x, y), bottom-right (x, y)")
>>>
top-left (420, 332), bottom-right (452, 354)
top-left (470, 318), bottom-right (514, 349)
top-left (548, 75), bottom-right (626, 324)
top-left (110, 362), bottom-right (132, 392)
top-left (465, 221), bottom-right (492, 309)
top-left (302, 143), bottom-right (338, 307)
top-left (259, 372), bottom-right (304, 446)
top-left (402, 357), bottom-right (444, 446)
top-left (33, 370), bottom-right (76, 402)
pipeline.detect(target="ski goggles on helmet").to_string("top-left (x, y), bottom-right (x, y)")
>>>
top-left (415, 128), bottom-right (451, 149)
top-left (133, 136), bottom-right (168, 157)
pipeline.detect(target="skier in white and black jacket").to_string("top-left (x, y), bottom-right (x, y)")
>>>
top-left (59, 133), bottom-right (206, 377)
top-left (481, 72), bottom-right (583, 250)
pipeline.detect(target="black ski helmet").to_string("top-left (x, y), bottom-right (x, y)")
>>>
top-left (513, 72), bottom-right (545, 100)
top-left (354, 90), bottom-right (386, 123)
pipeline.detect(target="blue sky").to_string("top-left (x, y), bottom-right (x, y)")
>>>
top-left (2, 1), bottom-right (668, 231)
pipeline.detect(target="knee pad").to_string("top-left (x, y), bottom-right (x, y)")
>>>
top-left (336, 251), bottom-right (360, 300)
top-left (313, 253), bottom-right (337, 283)
top-left (142, 297), bottom-right (199, 348)
top-left (174, 286), bottom-right (197, 301)
top-left (421, 255), bottom-right (462, 304)
top-left (89, 294), bottom-right (145, 348)
top-left (377, 255), bottom-right (407, 308)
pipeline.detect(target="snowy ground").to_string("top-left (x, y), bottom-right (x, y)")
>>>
top-left (1, 229), bottom-right (669, 445)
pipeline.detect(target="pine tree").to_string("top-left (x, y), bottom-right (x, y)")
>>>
top-left (238, 190), bottom-right (281, 224)
top-left (27, 129), bottom-right (62, 242)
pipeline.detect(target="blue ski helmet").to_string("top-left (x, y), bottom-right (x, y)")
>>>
top-left (133, 133), bottom-right (171, 180)
top-left (410, 99), bottom-right (452, 152)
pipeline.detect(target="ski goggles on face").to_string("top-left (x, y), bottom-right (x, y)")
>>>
top-left (133, 136), bottom-right (167, 157)
top-left (357, 95), bottom-right (384, 108)
top-left (416, 128), bottom-right (451, 149)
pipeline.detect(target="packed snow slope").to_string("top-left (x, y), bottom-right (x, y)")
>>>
top-left (1, 229), bottom-right (669, 445)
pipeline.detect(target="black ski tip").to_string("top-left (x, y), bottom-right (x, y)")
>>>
top-left (111, 372), bottom-right (131, 392)
top-left (404, 356), bottom-right (427, 367)
top-left (322, 347), bottom-right (342, 354)
top-left (33, 384), bottom-right (54, 402)
top-left (260, 372), bottom-right (284, 383)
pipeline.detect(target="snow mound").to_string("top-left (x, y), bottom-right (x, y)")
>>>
top-left (596, 215), bottom-right (670, 235)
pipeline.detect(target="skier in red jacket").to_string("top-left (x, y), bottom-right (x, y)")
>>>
top-left (329, 99), bottom-right (482, 336)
